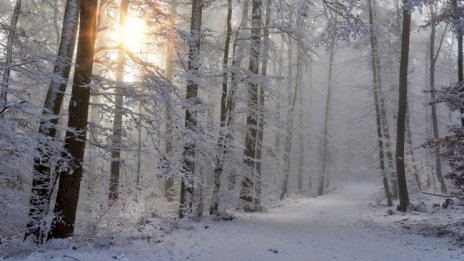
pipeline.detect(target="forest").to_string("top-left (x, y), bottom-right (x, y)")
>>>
top-left (1, 0), bottom-right (464, 260)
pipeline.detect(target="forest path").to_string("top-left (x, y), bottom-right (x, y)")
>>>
top-left (150, 180), bottom-right (460, 261)
top-left (13, 181), bottom-right (461, 261)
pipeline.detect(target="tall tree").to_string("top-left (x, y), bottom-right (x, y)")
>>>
top-left (453, 0), bottom-right (464, 126)
top-left (395, 0), bottom-right (411, 211)
top-left (319, 29), bottom-right (335, 196)
top-left (254, 0), bottom-right (271, 209)
top-left (0, 0), bottom-right (21, 108)
top-left (240, 0), bottom-right (262, 211)
top-left (179, 0), bottom-right (203, 219)
top-left (25, 0), bottom-right (80, 243)
top-left (108, 0), bottom-right (130, 202)
top-left (367, 0), bottom-right (392, 206)
top-left (226, 1), bottom-right (249, 190)
top-left (295, 0), bottom-right (305, 192)
top-left (49, 0), bottom-right (98, 238)
top-left (428, 2), bottom-right (448, 193)
top-left (210, 0), bottom-right (233, 216)
top-left (280, 37), bottom-right (299, 200)
top-left (163, 0), bottom-right (178, 202)
top-left (280, 9), bottom-right (295, 198)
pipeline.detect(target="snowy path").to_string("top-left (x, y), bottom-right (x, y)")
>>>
top-left (11, 181), bottom-right (462, 261)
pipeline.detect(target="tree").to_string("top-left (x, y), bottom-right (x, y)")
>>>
top-left (163, 0), bottom-right (178, 202)
top-left (108, 0), bottom-right (130, 202)
top-left (395, 0), bottom-right (411, 211)
top-left (426, 1), bottom-right (448, 194)
top-left (319, 26), bottom-right (336, 196)
top-left (25, 0), bottom-right (80, 243)
top-left (0, 0), bottom-right (21, 108)
top-left (240, 0), bottom-right (262, 211)
top-left (367, 0), bottom-right (392, 206)
top-left (210, 0), bottom-right (233, 216)
top-left (179, 0), bottom-right (203, 219)
top-left (49, 0), bottom-right (98, 239)
top-left (454, 0), bottom-right (463, 126)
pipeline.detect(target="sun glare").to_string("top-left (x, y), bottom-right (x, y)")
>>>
top-left (123, 16), bottom-right (146, 51)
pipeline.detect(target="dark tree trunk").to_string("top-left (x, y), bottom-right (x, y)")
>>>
top-left (240, 0), bottom-right (262, 211)
top-left (179, 0), bottom-right (203, 219)
top-left (395, 1), bottom-right (411, 211)
top-left (25, 0), bottom-right (79, 243)
top-left (453, 0), bottom-right (464, 126)
top-left (49, 0), bottom-right (98, 239)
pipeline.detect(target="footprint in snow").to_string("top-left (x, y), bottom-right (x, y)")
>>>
top-left (268, 248), bottom-right (279, 254)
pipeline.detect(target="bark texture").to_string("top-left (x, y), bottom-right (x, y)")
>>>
top-left (25, 0), bottom-right (79, 243)
top-left (179, 0), bottom-right (203, 219)
top-left (0, 0), bottom-right (21, 107)
top-left (109, 0), bottom-right (130, 202)
top-left (240, 0), bottom-right (262, 211)
top-left (49, 0), bottom-right (98, 238)
top-left (395, 1), bottom-right (411, 211)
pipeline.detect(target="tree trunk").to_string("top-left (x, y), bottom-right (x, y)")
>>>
top-left (136, 102), bottom-right (142, 187)
top-left (226, 1), bottom-right (249, 190)
top-left (319, 34), bottom-right (335, 196)
top-left (25, 0), bottom-right (79, 243)
top-left (429, 3), bottom-right (448, 194)
top-left (240, 0), bottom-right (262, 211)
top-left (381, 0), bottom-right (399, 199)
top-left (274, 37), bottom-right (284, 186)
top-left (49, 0), bottom-right (98, 239)
top-left (395, 1), bottom-right (411, 211)
top-left (254, 0), bottom-right (271, 209)
top-left (279, 27), bottom-right (295, 200)
top-left (179, 0), bottom-right (203, 219)
top-left (459, 31), bottom-right (463, 126)
top-left (367, 0), bottom-right (392, 206)
top-left (453, 0), bottom-right (464, 126)
top-left (1, 0), bottom-right (21, 108)
top-left (405, 105), bottom-right (421, 190)
top-left (296, 0), bottom-right (305, 192)
top-left (163, 0), bottom-right (177, 202)
top-left (108, 0), bottom-right (130, 203)
top-left (307, 56), bottom-right (313, 189)
top-left (210, 0), bottom-right (233, 216)
top-left (279, 46), bottom-right (300, 200)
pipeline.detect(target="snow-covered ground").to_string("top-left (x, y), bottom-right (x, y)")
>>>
top-left (4, 180), bottom-right (463, 261)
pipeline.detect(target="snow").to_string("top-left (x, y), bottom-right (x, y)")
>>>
top-left (4, 180), bottom-right (463, 261)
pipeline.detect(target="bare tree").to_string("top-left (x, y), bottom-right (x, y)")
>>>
top-left (0, 0), bottom-right (21, 108)
top-left (163, 0), bottom-right (178, 202)
top-left (240, 0), bottom-right (262, 211)
top-left (210, 0), bottom-right (233, 216)
top-left (108, 0), bottom-right (130, 202)
top-left (428, 2), bottom-right (448, 194)
top-left (367, 0), bottom-right (392, 206)
top-left (179, 0), bottom-right (203, 219)
top-left (395, 0), bottom-right (411, 211)
top-left (319, 30), bottom-right (335, 196)
top-left (25, 0), bottom-right (79, 243)
top-left (49, 0), bottom-right (99, 238)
